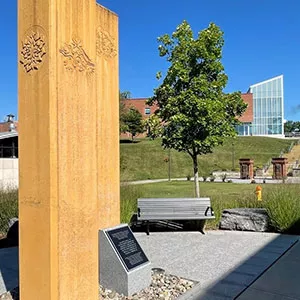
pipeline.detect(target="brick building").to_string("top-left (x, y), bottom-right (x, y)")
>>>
top-left (0, 114), bottom-right (18, 158)
top-left (122, 98), bottom-right (159, 119)
top-left (121, 75), bottom-right (284, 138)
top-left (121, 93), bottom-right (254, 138)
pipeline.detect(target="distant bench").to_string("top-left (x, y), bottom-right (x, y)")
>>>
top-left (136, 198), bottom-right (215, 235)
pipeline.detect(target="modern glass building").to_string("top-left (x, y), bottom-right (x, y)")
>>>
top-left (236, 75), bottom-right (284, 137)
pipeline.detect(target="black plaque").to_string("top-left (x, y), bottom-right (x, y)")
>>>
top-left (106, 225), bottom-right (149, 271)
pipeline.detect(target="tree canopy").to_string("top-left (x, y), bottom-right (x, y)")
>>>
top-left (144, 114), bottom-right (163, 140)
top-left (121, 107), bottom-right (144, 140)
top-left (119, 91), bottom-right (131, 133)
top-left (148, 21), bottom-right (247, 196)
top-left (284, 120), bottom-right (300, 134)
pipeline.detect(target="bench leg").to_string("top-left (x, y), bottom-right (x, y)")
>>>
top-left (199, 220), bottom-right (206, 234)
top-left (146, 221), bottom-right (150, 235)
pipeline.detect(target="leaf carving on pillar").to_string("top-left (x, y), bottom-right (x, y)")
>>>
top-left (20, 27), bottom-right (47, 73)
top-left (59, 39), bottom-right (95, 75)
top-left (96, 27), bottom-right (117, 58)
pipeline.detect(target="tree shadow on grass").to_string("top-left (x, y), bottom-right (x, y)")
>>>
top-left (120, 139), bottom-right (141, 144)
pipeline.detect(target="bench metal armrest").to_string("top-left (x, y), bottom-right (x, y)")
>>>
top-left (205, 206), bottom-right (214, 216)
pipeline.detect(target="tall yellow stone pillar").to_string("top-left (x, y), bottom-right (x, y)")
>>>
top-left (18, 1), bottom-right (119, 299)
top-left (96, 4), bottom-right (120, 230)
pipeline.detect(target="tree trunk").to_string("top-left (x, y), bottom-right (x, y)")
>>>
top-left (192, 154), bottom-right (200, 197)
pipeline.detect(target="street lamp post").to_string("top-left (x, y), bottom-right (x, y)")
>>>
top-left (168, 148), bottom-right (171, 181)
top-left (232, 142), bottom-right (235, 170)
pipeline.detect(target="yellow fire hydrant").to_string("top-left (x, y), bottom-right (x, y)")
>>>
top-left (255, 185), bottom-right (262, 201)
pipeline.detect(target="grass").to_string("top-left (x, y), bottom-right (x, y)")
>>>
top-left (1, 182), bottom-right (299, 235)
top-left (120, 137), bottom-right (294, 181)
top-left (0, 189), bottom-right (18, 235)
top-left (120, 184), bottom-right (144, 224)
top-left (120, 181), bottom-right (300, 234)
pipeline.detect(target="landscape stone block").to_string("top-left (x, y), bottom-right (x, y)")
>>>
top-left (219, 208), bottom-right (270, 232)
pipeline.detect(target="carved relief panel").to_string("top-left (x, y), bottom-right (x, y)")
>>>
top-left (59, 39), bottom-right (95, 75)
top-left (96, 26), bottom-right (117, 58)
top-left (20, 26), bottom-right (47, 73)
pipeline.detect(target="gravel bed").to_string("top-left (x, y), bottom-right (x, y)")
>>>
top-left (99, 269), bottom-right (196, 300)
top-left (0, 287), bottom-right (18, 300)
top-left (0, 270), bottom-right (196, 300)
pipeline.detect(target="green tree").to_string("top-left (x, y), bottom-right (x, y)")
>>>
top-left (284, 120), bottom-right (300, 134)
top-left (119, 91), bottom-right (131, 133)
top-left (144, 114), bottom-right (163, 140)
top-left (148, 21), bottom-right (247, 197)
top-left (122, 107), bottom-right (144, 140)
top-left (284, 121), bottom-right (294, 133)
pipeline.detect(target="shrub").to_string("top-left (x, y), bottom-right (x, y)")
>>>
top-left (0, 189), bottom-right (18, 235)
top-left (207, 184), bottom-right (300, 234)
top-left (264, 185), bottom-right (300, 234)
top-left (120, 184), bottom-right (143, 224)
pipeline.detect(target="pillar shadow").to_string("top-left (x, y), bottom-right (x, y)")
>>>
top-left (0, 246), bottom-right (19, 297)
top-left (180, 222), bottom-right (300, 300)
top-left (0, 221), bottom-right (19, 297)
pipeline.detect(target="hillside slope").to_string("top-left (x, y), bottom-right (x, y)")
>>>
top-left (120, 137), bottom-right (294, 181)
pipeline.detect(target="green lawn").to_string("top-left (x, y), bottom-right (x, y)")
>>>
top-left (120, 137), bottom-right (294, 181)
top-left (1, 181), bottom-right (299, 235)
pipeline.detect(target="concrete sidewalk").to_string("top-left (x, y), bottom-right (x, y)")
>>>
top-left (0, 231), bottom-right (299, 299)
top-left (237, 240), bottom-right (300, 300)
top-left (135, 231), bottom-right (299, 300)
top-left (121, 177), bottom-right (288, 185)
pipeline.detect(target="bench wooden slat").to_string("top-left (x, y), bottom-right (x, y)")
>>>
top-left (138, 198), bottom-right (211, 202)
top-left (137, 198), bottom-right (215, 225)
top-left (138, 215), bottom-right (215, 220)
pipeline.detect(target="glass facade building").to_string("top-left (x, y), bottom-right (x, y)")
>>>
top-left (237, 75), bottom-right (284, 136)
top-left (236, 122), bottom-right (252, 136)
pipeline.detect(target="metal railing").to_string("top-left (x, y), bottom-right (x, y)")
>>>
top-left (0, 146), bottom-right (18, 158)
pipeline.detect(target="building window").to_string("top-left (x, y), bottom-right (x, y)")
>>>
top-left (145, 108), bottom-right (151, 115)
top-left (250, 76), bottom-right (283, 136)
top-left (236, 123), bottom-right (252, 136)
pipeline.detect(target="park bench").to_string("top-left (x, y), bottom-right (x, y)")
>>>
top-left (136, 197), bottom-right (215, 235)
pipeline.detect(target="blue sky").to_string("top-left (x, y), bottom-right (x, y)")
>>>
top-left (1, 1), bottom-right (300, 121)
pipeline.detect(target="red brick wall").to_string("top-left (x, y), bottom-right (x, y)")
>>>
top-left (122, 98), bottom-right (158, 119)
top-left (120, 95), bottom-right (253, 138)
top-left (120, 98), bottom-right (155, 138)
top-left (0, 121), bottom-right (18, 133)
top-left (239, 93), bottom-right (253, 122)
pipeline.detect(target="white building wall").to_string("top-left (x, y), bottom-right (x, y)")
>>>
top-left (0, 158), bottom-right (18, 190)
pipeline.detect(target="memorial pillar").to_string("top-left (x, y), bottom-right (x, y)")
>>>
top-left (18, 1), bottom-right (118, 299)
top-left (96, 4), bottom-right (120, 230)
